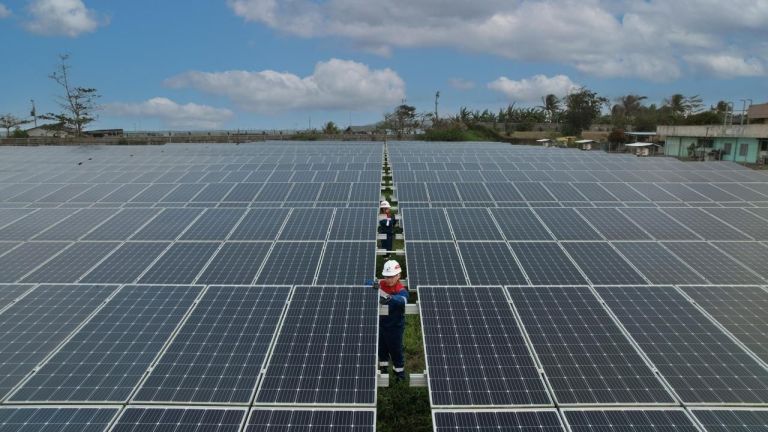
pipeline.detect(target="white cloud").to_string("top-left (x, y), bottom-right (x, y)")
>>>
top-left (165, 58), bottom-right (406, 113)
top-left (227, 0), bottom-right (768, 80)
top-left (105, 98), bottom-right (234, 129)
top-left (448, 78), bottom-right (475, 91)
top-left (0, 3), bottom-right (11, 18)
top-left (25, 0), bottom-right (105, 37)
top-left (684, 53), bottom-right (765, 78)
top-left (488, 74), bottom-right (579, 102)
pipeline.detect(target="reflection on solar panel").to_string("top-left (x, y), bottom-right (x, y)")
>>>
top-left (229, 208), bottom-right (289, 240)
top-left (316, 242), bottom-right (375, 285)
top-left (80, 242), bottom-right (169, 284)
top-left (563, 409), bottom-right (699, 432)
top-left (246, 409), bottom-right (375, 431)
top-left (662, 242), bottom-right (765, 284)
top-left (0, 242), bottom-right (70, 283)
top-left (458, 242), bottom-right (527, 285)
top-left (112, 408), bottom-right (245, 432)
top-left (22, 242), bottom-right (119, 283)
top-left (139, 242), bottom-right (219, 284)
top-left (402, 209), bottom-right (452, 240)
top-left (195, 242), bottom-right (271, 285)
top-left (10, 284), bottom-right (200, 402)
top-left (561, 242), bottom-right (646, 285)
top-left (491, 208), bottom-right (552, 240)
top-left (509, 242), bottom-right (587, 285)
top-left (446, 208), bottom-right (503, 240)
top-left (596, 285), bottom-right (768, 404)
top-left (406, 242), bottom-right (467, 287)
top-left (419, 286), bottom-right (550, 406)
top-left (612, 242), bottom-right (706, 285)
top-left (0, 407), bottom-right (118, 432)
top-left (692, 409), bottom-right (768, 432)
top-left (0, 284), bottom-right (117, 399)
top-left (680, 286), bottom-right (768, 364)
top-left (508, 286), bottom-right (673, 404)
top-left (256, 286), bottom-right (377, 405)
top-left (135, 285), bottom-right (290, 403)
top-left (433, 410), bottom-right (565, 432)
top-left (535, 208), bottom-right (603, 240)
top-left (255, 242), bottom-right (323, 285)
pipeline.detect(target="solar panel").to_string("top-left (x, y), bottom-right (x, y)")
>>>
top-left (255, 242), bottom-right (324, 285)
top-left (180, 208), bottom-right (245, 240)
top-left (256, 286), bottom-right (377, 405)
top-left (485, 182), bottom-right (524, 201)
top-left (112, 408), bottom-right (245, 432)
top-left (318, 183), bottom-right (352, 202)
top-left (0, 284), bottom-right (31, 311)
top-left (396, 183), bottom-right (428, 202)
top-left (0, 209), bottom-right (77, 240)
top-left (446, 208), bottom-right (503, 240)
top-left (329, 208), bottom-right (376, 241)
top-left (508, 242), bottom-right (587, 285)
top-left (662, 242), bottom-right (765, 284)
top-left (286, 183), bottom-right (321, 202)
top-left (457, 242), bottom-right (527, 285)
top-left (627, 183), bottom-right (679, 202)
top-left (246, 409), bottom-right (375, 431)
top-left (0, 284), bottom-right (118, 399)
top-left (491, 208), bottom-right (553, 240)
top-left (433, 410), bottom-right (564, 431)
top-left (542, 182), bottom-right (588, 201)
top-left (255, 183), bottom-right (292, 202)
top-left (82, 208), bottom-right (160, 241)
top-left (691, 409), bottom-right (768, 432)
top-left (657, 182), bottom-right (710, 202)
top-left (710, 242), bottom-right (768, 279)
top-left (228, 208), bottom-right (289, 240)
top-left (576, 208), bottom-right (652, 240)
top-left (660, 207), bottom-right (751, 240)
top-left (0, 407), bottom-right (118, 432)
top-left (130, 208), bottom-right (202, 240)
top-left (508, 286), bottom-right (674, 404)
top-left (685, 183), bottom-right (741, 202)
top-left (515, 182), bottom-right (556, 202)
top-left (534, 208), bottom-right (603, 240)
top-left (350, 182), bottom-right (380, 201)
top-left (21, 242), bottom-right (120, 283)
top-left (702, 208), bottom-right (768, 240)
top-left (679, 285), bottom-right (768, 365)
top-left (576, 183), bottom-right (618, 202)
top-left (560, 242), bottom-right (647, 285)
top-left (426, 183), bottom-right (460, 201)
top-left (134, 285), bottom-right (290, 403)
top-left (406, 242), bottom-right (467, 287)
top-left (278, 208), bottom-right (332, 241)
top-left (194, 242), bottom-right (271, 285)
top-left (455, 182), bottom-right (493, 202)
top-left (99, 183), bottom-right (149, 202)
top-left (402, 208), bottom-right (452, 241)
top-left (315, 242), bottom-right (375, 285)
top-left (600, 183), bottom-right (650, 201)
top-left (68, 183), bottom-right (122, 202)
top-left (595, 285), bottom-right (768, 404)
top-left (716, 183), bottom-right (768, 201)
top-left (32, 208), bottom-right (118, 241)
top-left (139, 242), bottom-right (220, 284)
top-left (79, 242), bottom-right (168, 284)
top-left (611, 242), bottom-right (707, 285)
top-left (9, 284), bottom-right (201, 402)
top-left (0, 242), bottom-right (70, 283)
top-left (192, 183), bottom-right (236, 202)
top-left (419, 286), bottom-right (550, 406)
top-left (563, 409), bottom-right (700, 432)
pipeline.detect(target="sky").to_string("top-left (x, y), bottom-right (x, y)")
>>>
top-left (1, 0), bottom-right (767, 131)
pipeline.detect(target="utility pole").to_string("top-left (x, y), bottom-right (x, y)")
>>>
top-left (30, 99), bottom-right (37, 127)
top-left (434, 91), bottom-right (440, 121)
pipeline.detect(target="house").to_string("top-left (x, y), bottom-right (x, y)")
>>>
top-left (25, 124), bottom-right (75, 138)
top-left (747, 103), bottom-right (768, 124)
top-left (658, 124), bottom-right (768, 163)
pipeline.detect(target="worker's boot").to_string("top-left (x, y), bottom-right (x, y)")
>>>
top-left (394, 369), bottom-right (406, 381)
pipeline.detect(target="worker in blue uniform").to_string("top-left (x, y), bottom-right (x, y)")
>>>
top-left (376, 259), bottom-right (409, 381)
top-left (378, 200), bottom-right (398, 253)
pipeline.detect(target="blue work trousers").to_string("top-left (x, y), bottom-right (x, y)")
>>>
top-left (378, 326), bottom-right (405, 370)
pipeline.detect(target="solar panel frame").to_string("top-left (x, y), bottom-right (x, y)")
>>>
top-left (534, 208), bottom-right (604, 241)
top-left (457, 242), bottom-right (528, 285)
top-left (405, 241), bottom-right (468, 288)
top-left (662, 242), bottom-right (765, 285)
top-left (0, 407), bottom-right (119, 432)
top-left (254, 242), bottom-right (324, 285)
top-left (401, 208), bottom-right (453, 241)
top-left (561, 242), bottom-right (648, 285)
top-left (690, 408), bottom-right (768, 432)
top-left (561, 408), bottom-right (701, 432)
top-left (611, 242), bottom-right (707, 285)
top-left (111, 407), bottom-right (246, 432)
top-left (432, 409), bottom-right (565, 432)
top-left (20, 242), bottom-right (121, 284)
top-left (315, 241), bottom-right (376, 285)
top-left (246, 408), bottom-right (376, 432)
top-left (0, 242), bottom-right (71, 283)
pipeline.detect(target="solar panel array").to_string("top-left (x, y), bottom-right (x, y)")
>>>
top-left (2, 141), bottom-right (768, 431)
top-left (391, 142), bottom-right (768, 430)
top-left (0, 142), bottom-right (381, 431)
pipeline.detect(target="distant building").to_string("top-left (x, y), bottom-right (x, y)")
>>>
top-left (658, 124), bottom-right (768, 163)
top-left (25, 124), bottom-right (75, 138)
top-left (747, 102), bottom-right (768, 124)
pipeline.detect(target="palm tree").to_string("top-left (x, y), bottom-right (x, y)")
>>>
top-left (539, 94), bottom-right (560, 123)
top-left (663, 93), bottom-right (687, 117)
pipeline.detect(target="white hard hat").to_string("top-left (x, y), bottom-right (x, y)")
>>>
top-left (380, 200), bottom-right (391, 209)
top-left (381, 260), bottom-right (402, 277)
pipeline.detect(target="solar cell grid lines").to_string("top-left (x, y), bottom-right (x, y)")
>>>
top-left (406, 242), bottom-right (468, 287)
top-left (195, 242), bottom-right (271, 285)
top-left (433, 410), bottom-right (565, 432)
top-left (457, 242), bottom-right (527, 285)
top-left (691, 409), bottom-right (768, 432)
top-left (31, 208), bottom-right (118, 241)
top-left (112, 408), bottom-right (245, 432)
top-left (0, 284), bottom-right (118, 400)
top-left (562, 409), bottom-right (700, 432)
top-left (180, 208), bottom-right (246, 240)
top-left (710, 241), bottom-right (768, 279)
top-left (661, 242), bottom-right (765, 285)
top-left (278, 208), bottom-right (332, 241)
top-left (491, 208), bottom-right (553, 240)
top-left (246, 409), bottom-right (375, 431)
top-left (138, 242), bottom-right (220, 284)
top-left (611, 242), bottom-right (707, 285)
top-left (446, 208), bottom-right (503, 240)
top-left (402, 208), bottom-right (453, 240)
top-left (508, 286), bottom-right (674, 405)
top-left (315, 242), bottom-right (375, 285)
top-left (255, 242), bottom-right (324, 285)
top-left (419, 286), bottom-right (550, 407)
top-left (561, 242), bottom-right (647, 285)
top-left (329, 208), bottom-right (376, 240)
top-left (0, 241), bottom-right (70, 283)
top-left (576, 207), bottom-right (652, 240)
top-left (0, 284), bottom-right (32, 311)
top-left (134, 285), bottom-right (290, 403)
top-left (595, 285), bottom-right (768, 404)
top-left (130, 208), bottom-right (202, 240)
top-left (256, 286), bottom-right (378, 405)
top-left (0, 407), bottom-right (118, 432)
top-left (534, 208), bottom-right (603, 240)
top-left (9, 284), bottom-right (201, 402)
top-left (229, 208), bottom-right (289, 240)
top-left (0, 208), bottom-right (78, 240)
top-left (21, 242), bottom-right (120, 283)
top-left (660, 207), bottom-right (751, 240)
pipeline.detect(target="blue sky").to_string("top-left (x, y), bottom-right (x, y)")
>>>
top-left (1, 0), bottom-right (767, 131)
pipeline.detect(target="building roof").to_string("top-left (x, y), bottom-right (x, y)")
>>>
top-left (748, 102), bottom-right (768, 120)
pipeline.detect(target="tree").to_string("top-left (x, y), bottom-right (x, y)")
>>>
top-left (0, 114), bottom-right (31, 138)
top-left (40, 54), bottom-right (100, 136)
top-left (322, 121), bottom-right (340, 135)
top-left (561, 87), bottom-right (608, 136)
top-left (539, 94), bottom-right (561, 123)
top-left (663, 93), bottom-right (704, 120)
top-left (382, 104), bottom-right (419, 137)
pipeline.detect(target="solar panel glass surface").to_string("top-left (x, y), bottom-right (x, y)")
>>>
top-left (315, 242), bottom-right (375, 285)
top-left (458, 242), bottom-right (527, 285)
top-left (691, 409), bottom-right (768, 432)
top-left (563, 409), bottom-right (699, 432)
top-left (112, 408), bottom-right (244, 432)
top-left (433, 410), bottom-right (565, 432)
top-left (246, 409), bottom-right (375, 431)
top-left (0, 407), bottom-right (117, 432)
top-left (255, 242), bottom-right (324, 285)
